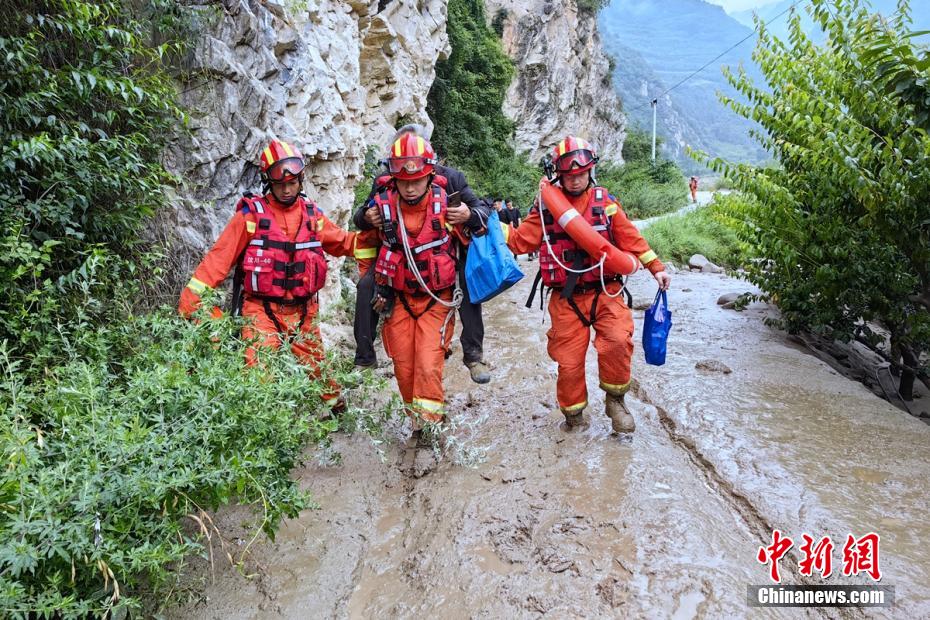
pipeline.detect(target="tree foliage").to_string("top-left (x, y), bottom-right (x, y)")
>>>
top-left (426, 0), bottom-right (544, 207)
top-left (0, 0), bottom-right (185, 366)
top-left (704, 0), bottom-right (930, 396)
top-left (597, 128), bottom-right (688, 218)
top-left (427, 0), bottom-right (515, 169)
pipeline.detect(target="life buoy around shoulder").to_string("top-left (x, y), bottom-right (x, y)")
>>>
top-left (537, 179), bottom-right (639, 276)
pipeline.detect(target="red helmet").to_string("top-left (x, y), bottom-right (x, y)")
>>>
top-left (386, 133), bottom-right (437, 181)
top-left (552, 136), bottom-right (598, 176)
top-left (260, 140), bottom-right (305, 183)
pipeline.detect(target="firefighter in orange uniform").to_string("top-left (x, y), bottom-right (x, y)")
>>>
top-left (505, 136), bottom-right (671, 433)
top-left (367, 133), bottom-right (476, 427)
top-left (178, 140), bottom-right (356, 412)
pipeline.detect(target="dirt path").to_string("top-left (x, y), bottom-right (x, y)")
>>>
top-left (172, 263), bottom-right (930, 619)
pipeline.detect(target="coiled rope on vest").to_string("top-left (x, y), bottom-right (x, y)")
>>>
top-left (538, 192), bottom-right (626, 300)
top-left (396, 205), bottom-right (464, 340)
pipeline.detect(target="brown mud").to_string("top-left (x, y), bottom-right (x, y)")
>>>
top-left (171, 255), bottom-right (930, 619)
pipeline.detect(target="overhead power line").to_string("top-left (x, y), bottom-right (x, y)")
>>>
top-left (627, 0), bottom-right (806, 113)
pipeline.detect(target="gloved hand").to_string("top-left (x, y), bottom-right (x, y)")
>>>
top-left (372, 284), bottom-right (395, 317)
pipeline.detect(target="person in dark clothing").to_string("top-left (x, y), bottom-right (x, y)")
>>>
top-left (492, 198), bottom-right (508, 225)
top-left (505, 200), bottom-right (521, 228)
top-left (352, 125), bottom-right (492, 384)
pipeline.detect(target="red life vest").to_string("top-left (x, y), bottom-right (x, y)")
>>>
top-left (539, 186), bottom-right (622, 289)
top-left (373, 185), bottom-right (457, 294)
top-left (236, 194), bottom-right (328, 303)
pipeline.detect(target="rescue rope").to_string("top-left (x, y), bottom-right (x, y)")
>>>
top-left (396, 205), bottom-right (463, 340)
top-left (538, 192), bottom-right (626, 300)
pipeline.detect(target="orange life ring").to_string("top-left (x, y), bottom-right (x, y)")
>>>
top-left (538, 179), bottom-right (639, 275)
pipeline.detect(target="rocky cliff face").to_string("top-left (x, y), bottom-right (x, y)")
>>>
top-left (484, 0), bottom-right (626, 162)
top-left (165, 0), bottom-right (449, 269)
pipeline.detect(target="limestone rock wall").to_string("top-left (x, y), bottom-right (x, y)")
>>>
top-left (164, 0), bottom-right (449, 292)
top-left (484, 0), bottom-right (626, 162)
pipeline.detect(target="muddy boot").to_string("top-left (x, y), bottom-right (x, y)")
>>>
top-left (330, 397), bottom-right (347, 417)
top-left (401, 429), bottom-right (440, 477)
top-left (401, 429), bottom-right (422, 473)
top-left (413, 444), bottom-right (440, 478)
top-left (605, 394), bottom-right (635, 434)
top-left (561, 410), bottom-right (589, 431)
top-left (466, 361), bottom-right (491, 385)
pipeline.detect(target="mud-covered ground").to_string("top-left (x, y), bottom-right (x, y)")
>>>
top-left (172, 225), bottom-right (930, 618)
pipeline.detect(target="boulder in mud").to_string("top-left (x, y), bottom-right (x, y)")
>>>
top-left (695, 359), bottom-right (732, 374)
top-left (632, 298), bottom-right (653, 311)
top-left (689, 254), bottom-right (709, 270)
top-left (702, 261), bottom-right (725, 274)
top-left (717, 293), bottom-right (741, 306)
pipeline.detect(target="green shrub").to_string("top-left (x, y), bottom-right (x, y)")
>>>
top-left (0, 305), bottom-right (387, 618)
top-left (0, 0), bottom-right (186, 366)
top-left (643, 195), bottom-right (749, 269)
top-left (700, 0), bottom-right (930, 395)
top-left (596, 154), bottom-right (688, 219)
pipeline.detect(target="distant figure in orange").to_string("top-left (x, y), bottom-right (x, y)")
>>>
top-left (689, 176), bottom-right (699, 203)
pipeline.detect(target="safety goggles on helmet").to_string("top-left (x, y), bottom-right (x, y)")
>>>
top-left (265, 157), bottom-right (305, 182)
top-left (554, 149), bottom-right (597, 174)
top-left (387, 155), bottom-right (437, 176)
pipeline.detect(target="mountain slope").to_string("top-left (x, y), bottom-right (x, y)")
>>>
top-left (599, 0), bottom-right (770, 168)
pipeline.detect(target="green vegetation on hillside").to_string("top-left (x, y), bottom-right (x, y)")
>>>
top-left (597, 129), bottom-right (688, 219)
top-left (427, 0), bottom-right (538, 207)
top-left (703, 0), bottom-right (930, 398)
top-left (1, 3), bottom-right (386, 616)
top-left (643, 194), bottom-right (749, 270)
top-left (428, 1), bottom-right (687, 216)
top-left (598, 0), bottom-right (771, 168)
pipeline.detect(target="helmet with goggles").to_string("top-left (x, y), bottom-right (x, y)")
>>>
top-left (552, 136), bottom-right (599, 176)
top-left (260, 140), bottom-right (305, 184)
top-left (387, 133), bottom-right (438, 181)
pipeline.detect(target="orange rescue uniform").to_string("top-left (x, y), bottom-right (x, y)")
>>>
top-left (353, 228), bottom-right (379, 275)
top-left (505, 187), bottom-right (665, 414)
top-left (377, 191), bottom-right (468, 423)
top-left (178, 194), bottom-right (356, 406)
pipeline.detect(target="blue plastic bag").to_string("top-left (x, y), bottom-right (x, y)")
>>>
top-left (465, 210), bottom-right (524, 304)
top-left (642, 290), bottom-right (672, 366)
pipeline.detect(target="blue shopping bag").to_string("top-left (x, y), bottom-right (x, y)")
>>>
top-left (643, 290), bottom-right (672, 366)
top-left (465, 210), bottom-right (524, 304)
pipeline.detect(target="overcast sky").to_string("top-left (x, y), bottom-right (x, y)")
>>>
top-left (705, 0), bottom-right (783, 12)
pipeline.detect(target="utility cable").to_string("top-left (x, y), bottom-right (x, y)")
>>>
top-left (626, 0), bottom-right (807, 113)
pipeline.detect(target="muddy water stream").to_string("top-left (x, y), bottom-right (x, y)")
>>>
top-left (173, 258), bottom-right (930, 619)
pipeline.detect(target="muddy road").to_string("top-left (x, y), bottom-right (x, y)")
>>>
top-left (173, 261), bottom-right (930, 618)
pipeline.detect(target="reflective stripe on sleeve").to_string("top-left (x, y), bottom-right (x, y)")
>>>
top-left (638, 250), bottom-right (658, 265)
top-left (186, 277), bottom-right (211, 295)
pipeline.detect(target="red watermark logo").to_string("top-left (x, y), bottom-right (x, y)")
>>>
top-left (757, 531), bottom-right (882, 583)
